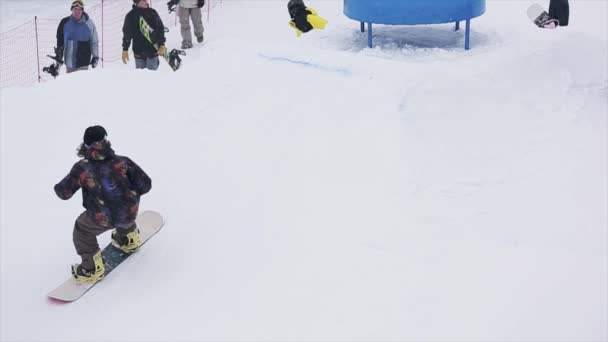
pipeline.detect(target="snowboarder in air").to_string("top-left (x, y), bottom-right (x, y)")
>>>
top-left (54, 126), bottom-right (152, 282)
top-left (287, 0), bottom-right (327, 37)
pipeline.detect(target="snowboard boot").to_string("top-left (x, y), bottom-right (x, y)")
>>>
top-left (181, 41), bottom-right (193, 49)
top-left (111, 228), bottom-right (141, 253)
top-left (197, 35), bottom-right (204, 43)
top-left (72, 250), bottom-right (105, 283)
top-left (534, 11), bottom-right (559, 29)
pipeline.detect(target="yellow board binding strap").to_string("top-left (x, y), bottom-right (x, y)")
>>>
top-left (287, 0), bottom-right (328, 37)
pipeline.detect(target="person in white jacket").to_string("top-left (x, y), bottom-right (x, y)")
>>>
top-left (167, 0), bottom-right (205, 49)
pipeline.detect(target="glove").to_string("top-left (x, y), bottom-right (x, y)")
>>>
top-left (157, 45), bottom-right (167, 57)
top-left (122, 50), bottom-right (129, 64)
top-left (167, 0), bottom-right (178, 13)
top-left (90, 57), bottom-right (99, 68)
top-left (197, 0), bottom-right (205, 8)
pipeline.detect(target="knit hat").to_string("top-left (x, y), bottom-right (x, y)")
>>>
top-left (83, 125), bottom-right (107, 145)
top-left (71, 0), bottom-right (84, 10)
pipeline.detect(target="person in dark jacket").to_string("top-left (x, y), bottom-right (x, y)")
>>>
top-left (122, 0), bottom-right (167, 70)
top-left (56, 0), bottom-right (99, 73)
top-left (549, 0), bottom-right (569, 26)
top-left (54, 126), bottom-right (152, 282)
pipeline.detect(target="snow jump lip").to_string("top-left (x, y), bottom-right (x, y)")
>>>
top-left (343, 0), bottom-right (486, 49)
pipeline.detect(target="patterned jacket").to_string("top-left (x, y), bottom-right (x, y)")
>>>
top-left (54, 141), bottom-right (152, 228)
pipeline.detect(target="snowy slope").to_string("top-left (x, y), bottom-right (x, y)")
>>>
top-left (0, 0), bottom-right (67, 31)
top-left (1, 1), bottom-right (607, 341)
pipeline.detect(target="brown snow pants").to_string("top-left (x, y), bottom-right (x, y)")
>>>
top-left (73, 212), bottom-right (136, 269)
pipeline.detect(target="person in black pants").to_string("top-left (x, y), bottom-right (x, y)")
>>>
top-left (549, 0), bottom-right (569, 26)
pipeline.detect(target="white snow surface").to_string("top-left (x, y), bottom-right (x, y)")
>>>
top-left (1, 0), bottom-right (607, 341)
top-left (0, 0), bottom-right (68, 31)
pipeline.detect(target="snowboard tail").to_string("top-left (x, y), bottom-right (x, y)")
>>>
top-left (47, 210), bottom-right (164, 302)
top-left (139, 16), bottom-right (186, 71)
top-left (42, 47), bottom-right (64, 78)
top-left (527, 3), bottom-right (559, 29)
top-left (159, 48), bottom-right (186, 71)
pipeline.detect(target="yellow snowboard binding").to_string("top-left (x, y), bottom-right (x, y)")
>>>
top-left (111, 228), bottom-right (141, 253)
top-left (72, 250), bottom-right (105, 283)
top-left (287, 0), bottom-right (327, 37)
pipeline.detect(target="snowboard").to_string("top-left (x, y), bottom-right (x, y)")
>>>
top-left (139, 16), bottom-right (186, 71)
top-left (47, 210), bottom-right (164, 302)
top-left (527, 3), bottom-right (559, 29)
top-left (42, 47), bottom-right (64, 78)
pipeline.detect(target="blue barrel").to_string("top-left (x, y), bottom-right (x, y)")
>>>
top-left (343, 0), bottom-right (486, 49)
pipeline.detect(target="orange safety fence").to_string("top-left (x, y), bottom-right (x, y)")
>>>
top-left (0, 0), bottom-right (221, 89)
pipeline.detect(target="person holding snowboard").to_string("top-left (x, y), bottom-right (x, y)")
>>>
top-left (530, 0), bottom-right (569, 29)
top-left (122, 0), bottom-right (167, 70)
top-left (287, 0), bottom-right (327, 37)
top-left (54, 126), bottom-right (152, 282)
top-left (55, 0), bottom-right (100, 73)
top-left (166, 0), bottom-right (205, 49)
